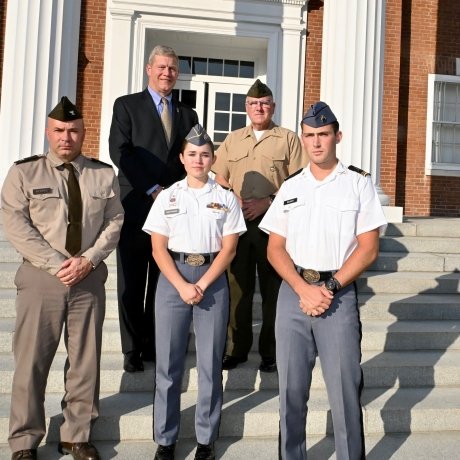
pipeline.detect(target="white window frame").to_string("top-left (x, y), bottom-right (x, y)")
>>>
top-left (425, 73), bottom-right (460, 176)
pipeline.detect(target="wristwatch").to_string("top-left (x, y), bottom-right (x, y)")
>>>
top-left (325, 276), bottom-right (342, 295)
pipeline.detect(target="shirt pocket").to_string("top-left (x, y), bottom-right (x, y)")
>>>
top-left (283, 197), bottom-right (305, 213)
top-left (323, 197), bottom-right (359, 234)
top-left (26, 187), bottom-right (63, 222)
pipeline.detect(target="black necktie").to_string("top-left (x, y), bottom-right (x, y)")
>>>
top-left (63, 163), bottom-right (82, 255)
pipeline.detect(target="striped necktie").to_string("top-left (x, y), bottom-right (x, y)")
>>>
top-left (161, 97), bottom-right (172, 144)
top-left (63, 163), bottom-right (82, 255)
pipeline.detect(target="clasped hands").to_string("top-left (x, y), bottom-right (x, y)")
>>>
top-left (180, 283), bottom-right (204, 306)
top-left (56, 256), bottom-right (93, 287)
top-left (298, 283), bottom-right (334, 317)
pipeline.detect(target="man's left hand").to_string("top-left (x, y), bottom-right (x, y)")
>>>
top-left (242, 197), bottom-right (271, 221)
top-left (56, 256), bottom-right (93, 287)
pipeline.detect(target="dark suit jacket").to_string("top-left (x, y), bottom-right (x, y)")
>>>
top-left (109, 88), bottom-right (199, 224)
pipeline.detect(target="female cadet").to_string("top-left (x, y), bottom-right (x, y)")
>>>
top-left (142, 124), bottom-right (246, 460)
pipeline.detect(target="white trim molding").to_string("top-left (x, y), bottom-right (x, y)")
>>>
top-left (0, 0), bottom-right (81, 192)
top-left (100, 0), bottom-right (308, 162)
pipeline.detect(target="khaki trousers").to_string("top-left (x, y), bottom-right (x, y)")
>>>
top-left (8, 261), bottom-right (107, 452)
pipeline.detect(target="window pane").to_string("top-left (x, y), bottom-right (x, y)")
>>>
top-left (209, 59), bottom-right (223, 76)
top-left (240, 61), bottom-right (255, 78)
top-left (213, 132), bottom-right (228, 143)
top-left (232, 94), bottom-right (247, 112)
top-left (215, 93), bottom-right (230, 111)
top-left (232, 113), bottom-right (247, 130)
top-left (224, 60), bottom-right (239, 77)
top-left (179, 56), bottom-right (191, 74)
top-left (215, 113), bottom-right (230, 131)
top-left (192, 57), bottom-right (207, 75)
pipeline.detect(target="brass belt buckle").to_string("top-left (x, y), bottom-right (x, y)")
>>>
top-left (185, 254), bottom-right (205, 266)
top-left (302, 269), bottom-right (320, 283)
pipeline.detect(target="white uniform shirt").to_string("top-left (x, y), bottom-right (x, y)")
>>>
top-left (259, 161), bottom-right (387, 270)
top-left (142, 177), bottom-right (246, 253)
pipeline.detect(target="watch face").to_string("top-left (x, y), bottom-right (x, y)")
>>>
top-left (325, 278), bottom-right (336, 291)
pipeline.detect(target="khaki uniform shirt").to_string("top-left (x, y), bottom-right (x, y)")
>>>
top-left (1, 151), bottom-right (124, 275)
top-left (213, 122), bottom-right (307, 199)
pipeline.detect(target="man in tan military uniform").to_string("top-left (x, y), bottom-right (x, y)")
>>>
top-left (1, 97), bottom-right (124, 460)
top-left (213, 80), bottom-right (308, 372)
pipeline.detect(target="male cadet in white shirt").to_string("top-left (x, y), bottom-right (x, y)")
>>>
top-left (259, 102), bottom-right (387, 460)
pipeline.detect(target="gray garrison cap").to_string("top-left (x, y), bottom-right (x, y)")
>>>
top-left (48, 96), bottom-right (82, 121)
top-left (185, 124), bottom-right (214, 150)
top-left (302, 101), bottom-right (337, 128)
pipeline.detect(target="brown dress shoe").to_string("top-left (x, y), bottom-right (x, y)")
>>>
top-left (11, 450), bottom-right (37, 460)
top-left (58, 442), bottom-right (100, 460)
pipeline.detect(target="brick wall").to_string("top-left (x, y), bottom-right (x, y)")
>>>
top-left (305, 0), bottom-right (460, 216)
top-left (77, 0), bottom-right (107, 159)
top-left (304, 0), bottom-right (324, 113)
top-left (429, 1), bottom-right (460, 216)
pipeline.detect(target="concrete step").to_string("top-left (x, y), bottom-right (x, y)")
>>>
top-left (1, 387), bottom-right (459, 442)
top-left (369, 251), bottom-right (460, 272)
top-left (2, 318), bottom-right (459, 354)
top-left (386, 217), bottom-right (460, 238)
top-left (359, 293), bottom-right (460, 320)
top-left (2, 432), bottom-right (460, 460)
top-left (1, 349), bottom-right (459, 395)
top-left (358, 271), bottom-right (460, 294)
top-left (4, 291), bottom-right (460, 323)
top-left (0, 263), bottom-right (118, 290)
top-left (380, 235), bottom-right (460, 254)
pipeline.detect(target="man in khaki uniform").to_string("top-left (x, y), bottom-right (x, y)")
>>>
top-left (213, 80), bottom-right (308, 372)
top-left (1, 97), bottom-right (124, 460)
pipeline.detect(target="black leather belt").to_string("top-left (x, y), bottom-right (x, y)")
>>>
top-left (296, 266), bottom-right (338, 283)
top-left (170, 251), bottom-right (219, 266)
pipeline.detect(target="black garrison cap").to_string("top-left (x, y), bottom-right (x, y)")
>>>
top-left (302, 101), bottom-right (337, 128)
top-left (48, 96), bottom-right (82, 121)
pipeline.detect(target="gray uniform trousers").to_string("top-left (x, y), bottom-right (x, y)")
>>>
top-left (154, 261), bottom-right (229, 445)
top-left (276, 281), bottom-right (365, 460)
top-left (8, 261), bottom-right (107, 452)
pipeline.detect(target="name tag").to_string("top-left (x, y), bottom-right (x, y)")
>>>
top-left (284, 198), bottom-right (297, 205)
top-left (165, 209), bottom-right (180, 215)
top-left (33, 188), bottom-right (53, 195)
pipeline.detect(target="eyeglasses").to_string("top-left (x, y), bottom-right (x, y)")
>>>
top-left (246, 100), bottom-right (273, 108)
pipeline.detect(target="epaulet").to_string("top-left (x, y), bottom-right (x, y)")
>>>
top-left (348, 165), bottom-right (370, 177)
top-left (284, 168), bottom-right (303, 181)
top-left (14, 155), bottom-right (43, 165)
top-left (90, 158), bottom-right (113, 168)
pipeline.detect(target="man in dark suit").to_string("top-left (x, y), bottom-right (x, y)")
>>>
top-left (109, 45), bottom-right (199, 372)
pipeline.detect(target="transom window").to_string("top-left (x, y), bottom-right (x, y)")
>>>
top-left (179, 56), bottom-right (255, 78)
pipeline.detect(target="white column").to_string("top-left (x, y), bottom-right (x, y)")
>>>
top-left (320, 0), bottom-right (391, 206)
top-left (277, 2), bottom-right (308, 131)
top-left (0, 0), bottom-right (81, 191)
top-left (99, 8), bottom-right (137, 163)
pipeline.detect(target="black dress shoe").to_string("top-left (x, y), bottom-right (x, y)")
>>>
top-left (154, 444), bottom-right (176, 460)
top-left (222, 354), bottom-right (247, 370)
top-left (11, 450), bottom-right (37, 460)
top-left (123, 351), bottom-right (144, 372)
top-left (58, 442), bottom-right (100, 460)
top-left (194, 443), bottom-right (215, 460)
top-left (259, 357), bottom-right (277, 373)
